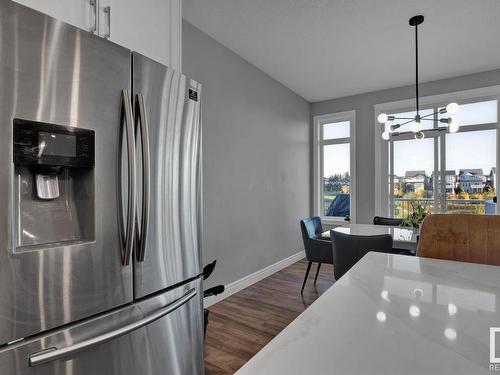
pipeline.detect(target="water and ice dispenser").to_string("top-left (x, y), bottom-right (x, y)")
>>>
top-left (13, 119), bottom-right (95, 250)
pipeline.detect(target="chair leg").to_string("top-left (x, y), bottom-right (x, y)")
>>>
top-left (314, 263), bottom-right (322, 285)
top-left (301, 261), bottom-right (313, 294)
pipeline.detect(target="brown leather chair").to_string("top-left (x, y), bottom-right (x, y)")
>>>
top-left (417, 214), bottom-right (500, 265)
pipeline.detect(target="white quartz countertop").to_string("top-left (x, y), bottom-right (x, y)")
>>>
top-left (235, 252), bottom-right (500, 375)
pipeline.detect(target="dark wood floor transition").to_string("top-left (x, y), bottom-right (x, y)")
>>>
top-left (204, 259), bottom-right (335, 375)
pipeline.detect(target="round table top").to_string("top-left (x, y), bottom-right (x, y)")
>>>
top-left (322, 224), bottom-right (418, 248)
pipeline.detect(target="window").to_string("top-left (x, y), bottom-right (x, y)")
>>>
top-left (392, 136), bottom-right (435, 218)
top-left (444, 129), bottom-right (496, 214)
top-left (314, 111), bottom-right (355, 223)
top-left (377, 94), bottom-right (499, 219)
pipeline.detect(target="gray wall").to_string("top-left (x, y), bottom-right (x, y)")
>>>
top-left (183, 21), bottom-right (311, 288)
top-left (312, 69), bottom-right (500, 225)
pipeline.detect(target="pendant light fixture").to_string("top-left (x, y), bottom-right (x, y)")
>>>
top-left (378, 15), bottom-right (460, 140)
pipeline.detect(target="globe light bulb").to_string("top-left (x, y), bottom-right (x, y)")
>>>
top-left (446, 102), bottom-right (459, 114)
top-left (409, 120), bottom-right (422, 133)
top-left (382, 130), bottom-right (390, 140)
top-left (449, 116), bottom-right (459, 133)
top-left (378, 113), bottom-right (389, 123)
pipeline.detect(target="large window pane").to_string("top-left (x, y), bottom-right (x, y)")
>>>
top-left (445, 129), bottom-right (496, 214)
top-left (439, 100), bottom-right (498, 127)
top-left (323, 143), bottom-right (350, 217)
top-left (323, 121), bottom-right (350, 140)
top-left (385, 109), bottom-right (434, 132)
top-left (392, 138), bottom-right (434, 218)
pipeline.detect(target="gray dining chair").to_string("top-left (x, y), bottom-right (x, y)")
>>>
top-left (331, 230), bottom-right (393, 280)
top-left (299, 217), bottom-right (333, 294)
top-left (373, 216), bottom-right (415, 256)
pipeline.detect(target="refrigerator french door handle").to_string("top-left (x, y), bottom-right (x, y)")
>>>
top-left (119, 89), bottom-right (136, 266)
top-left (135, 93), bottom-right (150, 262)
top-left (28, 288), bottom-right (197, 367)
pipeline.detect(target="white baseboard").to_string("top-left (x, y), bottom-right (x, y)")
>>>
top-left (204, 250), bottom-right (305, 308)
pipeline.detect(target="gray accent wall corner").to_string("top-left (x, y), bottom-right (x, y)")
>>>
top-left (182, 21), bottom-right (311, 289)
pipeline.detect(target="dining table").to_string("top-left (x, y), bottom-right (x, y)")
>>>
top-left (235, 252), bottom-right (500, 374)
top-left (321, 223), bottom-right (418, 252)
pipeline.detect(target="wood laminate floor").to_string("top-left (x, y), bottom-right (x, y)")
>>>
top-left (204, 259), bottom-right (335, 375)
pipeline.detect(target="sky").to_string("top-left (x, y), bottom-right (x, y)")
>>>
top-left (323, 100), bottom-right (497, 178)
top-left (393, 129), bottom-right (496, 177)
top-left (324, 143), bottom-right (350, 177)
top-left (324, 129), bottom-right (496, 178)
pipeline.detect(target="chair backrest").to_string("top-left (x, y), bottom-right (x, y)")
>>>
top-left (373, 216), bottom-right (406, 227)
top-left (417, 214), bottom-right (500, 265)
top-left (331, 230), bottom-right (393, 280)
top-left (300, 216), bottom-right (323, 241)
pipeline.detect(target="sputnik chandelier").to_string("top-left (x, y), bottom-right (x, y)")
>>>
top-left (378, 15), bottom-right (460, 140)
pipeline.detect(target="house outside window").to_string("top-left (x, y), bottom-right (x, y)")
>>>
top-left (458, 169), bottom-right (485, 194)
top-left (404, 171), bottom-right (427, 192)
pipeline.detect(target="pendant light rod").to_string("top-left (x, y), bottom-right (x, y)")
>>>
top-left (409, 15), bottom-right (424, 116)
top-left (415, 20), bottom-right (419, 115)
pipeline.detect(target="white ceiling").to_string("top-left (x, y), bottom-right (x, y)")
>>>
top-left (183, 0), bottom-right (500, 102)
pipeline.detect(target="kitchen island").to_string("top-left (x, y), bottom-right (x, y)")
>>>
top-left (235, 252), bottom-right (500, 374)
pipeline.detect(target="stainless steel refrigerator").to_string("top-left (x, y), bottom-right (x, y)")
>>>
top-left (0, 1), bottom-right (203, 374)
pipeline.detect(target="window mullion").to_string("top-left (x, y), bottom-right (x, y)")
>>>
top-left (389, 140), bottom-right (394, 217)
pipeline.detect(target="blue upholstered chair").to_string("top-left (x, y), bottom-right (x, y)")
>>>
top-left (299, 217), bottom-right (333, 294)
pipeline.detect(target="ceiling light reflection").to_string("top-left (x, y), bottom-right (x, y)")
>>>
top-left (448, 303), bottom-right (457, 316)
top-left (381, 290), bottom-right (390, 301)
top-left (409, 305), bottom-right (420, 318)
top-left (444, 328), bottom-right (457, 340)
top-left (376, 312), bottom-right (387, 322)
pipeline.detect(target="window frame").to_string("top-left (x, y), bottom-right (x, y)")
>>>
top-left (374, 86), bottom-right (500, 217)
top-left (313, 110), bottom-right (356, 225)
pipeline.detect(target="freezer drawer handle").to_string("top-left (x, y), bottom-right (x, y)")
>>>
top-left (135, 93), bottom-right (150, 262)
top-left (28, 288), bottom-right (197, 367)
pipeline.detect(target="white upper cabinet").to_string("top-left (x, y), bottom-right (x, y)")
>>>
top-left (99, 0), bottom-right (181, 70)
top-left (11, 0), bottom-right (181, 71)
top-left (12, 0), bottom-right (93, 30)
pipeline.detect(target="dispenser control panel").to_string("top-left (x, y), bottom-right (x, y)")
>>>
top-left (13, 119), bottom-right (94, 168)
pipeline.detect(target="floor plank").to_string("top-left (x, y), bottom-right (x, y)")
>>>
top-left (204, 259), bottom-right (335, 374)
